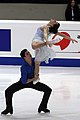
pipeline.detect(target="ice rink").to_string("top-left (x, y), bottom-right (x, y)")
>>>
top-left (0, 66), bottom-right (80, 120)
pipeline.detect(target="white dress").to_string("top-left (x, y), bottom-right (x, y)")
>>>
top-left (32, 27), bottom-right (57, 63)
top-left (35, 45), bottom-right (56, 63)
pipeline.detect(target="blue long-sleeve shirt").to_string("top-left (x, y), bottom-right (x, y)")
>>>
top-left (20, 58), bottom-right (35, 84)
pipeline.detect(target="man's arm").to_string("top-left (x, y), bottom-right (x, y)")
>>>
top-left (26, 75), bottom-right (39, 84)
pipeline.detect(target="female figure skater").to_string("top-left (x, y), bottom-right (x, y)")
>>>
top-left (31, 19), bottom-right (78, 83)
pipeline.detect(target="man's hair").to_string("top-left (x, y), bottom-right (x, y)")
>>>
top-left (20, 49), bottom-right (27, 58)
top-left (49, 23), bottom-right (60, 34)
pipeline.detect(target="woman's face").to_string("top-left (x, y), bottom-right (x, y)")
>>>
top-left (48, 19), bottom-right (58, 27)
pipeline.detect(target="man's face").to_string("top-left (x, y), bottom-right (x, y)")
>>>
top-left (25, 51), bottom-right (32, 59)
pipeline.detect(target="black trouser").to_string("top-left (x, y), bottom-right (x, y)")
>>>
top-left (5, 80), bottom-right (52, 110)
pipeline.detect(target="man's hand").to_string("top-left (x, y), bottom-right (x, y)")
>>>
top-left (27, 74), bottom-right (39, 84)
top-left (33, 74), bottom-right (40, 84)
top-left (34, 74), bottom-right (39, 81)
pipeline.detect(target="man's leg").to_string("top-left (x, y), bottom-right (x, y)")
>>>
top-left (30, 82), bottom-right (52, 113)
top-left (1, 80), bottom-right (25, 115)
top-left (1, 81), bottom-right (52, 114)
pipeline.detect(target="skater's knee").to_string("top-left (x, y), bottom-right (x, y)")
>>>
top-left (49, 88), bottom-right (52, 93)
top-left (46, 87), bottom-right (52, 94)
top-left (31, 42), bottom-right (37, 50)
top-left (5, 89), bottom-right (8, 95)
top-left (5, 87), bottom-right (12, 95)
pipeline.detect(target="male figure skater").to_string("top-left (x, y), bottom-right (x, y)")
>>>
top-left (1, 49), bottom-right (52, 115)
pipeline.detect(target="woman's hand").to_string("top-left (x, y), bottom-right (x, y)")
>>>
top-left (71, 39), bottom-right (78, 43)
top-left (46, 41), bottom-right (52, 47)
